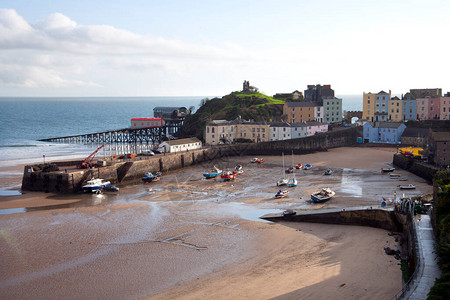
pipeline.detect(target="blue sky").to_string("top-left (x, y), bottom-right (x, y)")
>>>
top-left (0, 0), bottom-right (449, 97)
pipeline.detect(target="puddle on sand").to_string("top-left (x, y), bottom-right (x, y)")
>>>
top-left (216, 202), bottom-right (283, 222)
top-left (0, 190), bottom-right (22, 196)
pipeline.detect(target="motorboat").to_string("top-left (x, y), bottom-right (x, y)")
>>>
top-left (103, 184), bottom-right (119, 192)
top-left (324, 169), bottom-right (333, 175)
top-left (283, 209), bottom-right (296, 216)
top-left (285, 167), bottom-right (294, 173)
top-left (221, 170), bottom-right (237, 181)
top-left (399, 184), bottom-right (416, 190)
top-left (390, 173), bottom-right (401, 178)
top-left (303, 164), bottom-right (312, 170)
top-left (142, 171), bottom-right (162, 183)
top-left (233, 165), bottom-right (244, 175)
top-left (311, 187), bottom-right (335, 203)
top-left (82, 178), bottom-right (111, 193)
top-left (275, 190), bottom-right (289, 198)
top-left (203, 166), bottom-right (222, 178)
top-left (277, 178), bottom-right (289, 186)
top-left (381, 167), bottom-right (395, 173)
top-left (295, 164), bottom-right (302, 169)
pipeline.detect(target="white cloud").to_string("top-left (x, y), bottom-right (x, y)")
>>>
top-left (0, 9), bottom-right (258, 91)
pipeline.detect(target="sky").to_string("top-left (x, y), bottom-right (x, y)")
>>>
top-left (0, 0), bottom-right (449, 97)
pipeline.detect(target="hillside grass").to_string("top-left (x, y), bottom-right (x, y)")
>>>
top-left (232, 91), bottom-right (286, 105)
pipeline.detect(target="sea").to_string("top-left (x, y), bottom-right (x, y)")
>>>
top-left (0, 95), bottom-right (362, 171)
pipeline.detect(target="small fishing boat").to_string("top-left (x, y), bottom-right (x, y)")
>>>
top-left (311, 187), bottom-right (335, 203)
top-left (283, 209), bottom-right (296, 216)
top-left (277, 177), bottom-right (288, 186)
top-left (285, 167), bottom-right (294, 173)
top-left (221, 169), bottom-right (237, 181)
top-left (251, 158), bottom-right (264, 163)
top-left (324, 169), bottom-right (333, 175)
top-left (275, 190), bottom-right (289, 198)
top-left (399, 184), bottom-right (416, 190)
top-left (295, 163), bottom-right (302, 169)
top-left (203, 166), bottom-right (222, 178)
top-left (381, 167), bottom-right (395, 173)
top-left (233, 165), bottom-right (243, 175)
top-left (142, 171), bottom-right (162, 183)
top-left (303, 164), bottom-right (312, 170)
top-left (390, 173), bottom-right (401, 178)
top-left (82, 178), bottom-right (111, 193)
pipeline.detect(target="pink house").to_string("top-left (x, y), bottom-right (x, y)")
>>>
top-left (306, 121), bottom-right (328, 136)
top-left (428, 98), bottom-right (440, 120)
top-left (416, 98), bottom-right (429, 120)
top-left (440, 97), bottom-right (450, 120)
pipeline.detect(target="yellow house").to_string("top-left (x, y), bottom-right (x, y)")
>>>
top-left (388, 96), bottom-right (403, 121)
top-left (236, 122), bottom-right (270, 143)
top-left (363, 90), bottom-right (391, 121)
top-left (362, 92), bottom-right (376, 120)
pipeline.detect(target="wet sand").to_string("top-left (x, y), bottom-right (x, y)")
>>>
top-left (0, 147), bottom-right (432, 299)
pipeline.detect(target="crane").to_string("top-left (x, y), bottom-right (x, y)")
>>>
top-left (78, 144), bottom-right (105, 168)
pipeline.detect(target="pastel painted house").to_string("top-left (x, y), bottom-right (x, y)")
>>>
top-left (270, 122), bottom-right (291, 141)
top-left (306, 121), bottom-right (328, 135)
top-left (363, 122), bottom-right (407, 144)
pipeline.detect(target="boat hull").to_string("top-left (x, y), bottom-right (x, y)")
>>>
top-left (203, 173), bottom-right (220, 178)
top-left (311, 194), bottom-right (333, 203)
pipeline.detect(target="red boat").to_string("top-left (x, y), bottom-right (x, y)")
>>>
top-left (295, 163), bottom-right (302, 169)
top-left (221, 170), bottom-right (237, 181)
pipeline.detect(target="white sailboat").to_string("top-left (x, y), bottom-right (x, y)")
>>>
top-left (288, 151), bottom-right (297, 187)
top-left (276, 152), bottom-right (289, 186)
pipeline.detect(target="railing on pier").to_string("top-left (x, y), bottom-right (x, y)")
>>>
top-left (38, 124), bottom-right (182, 144)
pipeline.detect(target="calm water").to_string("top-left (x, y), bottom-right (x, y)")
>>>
top-left (0, 95), bottom-right (362, 169)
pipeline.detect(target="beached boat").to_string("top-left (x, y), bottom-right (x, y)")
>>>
top-left (82, 178), bottom-right (111, 193)
top-left (389, 173), bottom-right (401, 178)
top-left (203, 166), bottom-right (222, 178)
top-left (311, 187), bottom-right (335, 203)
top-left (324, 168), bottom-right (333, 175)
top-left (381, 167), bottom-right (395, 173)
top-left (221, 169), bottom-right (237, 181)
top-left (275, 189), bottom-right (289, 198)
top-left (251, 158), bottom-right (264, 163)
top-left (295, 163), bottom-right (302, 169)
top-left (233, 165), bottom-right (244, 175)
top-left (283, 209), bottom-right (296, 216)
top-left (303, 164), bottom-right (312, 170)
top-left (277, 153), bottom-right (289, 186)
top-left (288, 177), bottom-right (297, 187)
top-left (285, 167), bottom-right (294, 173)
top-left (142, 171), bottom-right (162, 183)
top-left (399, 184), bottom-right (416, 190)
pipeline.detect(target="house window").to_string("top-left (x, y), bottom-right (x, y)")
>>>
top-left (263, 134), bottom-right (265, 138)
top-left (212, 127), bottom-right (215, 133)
top-left (257, 128), bottom-right (260, 132)
top-left (262, 128), bottom-right (265, 132)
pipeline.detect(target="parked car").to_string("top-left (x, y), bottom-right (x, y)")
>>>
top-left (151, 149), bottom-right (161, 154)
top-left (141, 150), bottom-right (155, 156)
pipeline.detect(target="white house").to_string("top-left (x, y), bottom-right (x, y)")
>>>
top-left (270, 122), bottom-right (291, 141)
top-left (159, 138), bottom-right (202, 153)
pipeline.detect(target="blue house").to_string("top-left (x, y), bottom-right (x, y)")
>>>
top-left (402, 99), bottom-right (417, 121)
top-left (363, 122), bottom-right (407, 144)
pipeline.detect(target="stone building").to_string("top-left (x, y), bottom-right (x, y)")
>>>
top-left (427, 131), bottom-right (450, 168)
top-left (404, 88), bottom-right (442, 100)
top-left (400, 128), bottom-right (429, 147)
top-left (304, 84), bottom-right (335, 101)
top-left (273, 90), bottom-right (303, 101)
top-left (242, 80), bottom-right (258, 93)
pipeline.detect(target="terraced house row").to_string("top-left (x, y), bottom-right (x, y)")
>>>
top-left (362, 88), bottom-right (450, 122)
top-left (204, 119), bottom-right (328, 145)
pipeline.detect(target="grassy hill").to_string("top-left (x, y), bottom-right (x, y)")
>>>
top-left (180, 91), bottom-right (286, 140)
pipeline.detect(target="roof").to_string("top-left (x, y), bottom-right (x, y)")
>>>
top-left (401, 128), bottom-right (429, 138)
top-left (161, 138), bottom-right (201, 146)
top-left (131, 118), bottom-right (162, 121)
top-left (270, 122), bottom-right (291, 127)
top-left (290, 121), bottom-right (327, 127)
top-left (432, 132), bottom-right (450, 142)
top-left (378, 90), bottom-right (389, 95)
top-left (368, 122), bottom-right (405, 128)
top-left (391, 96), bottom-right (401, 100)
top-left (285, 101), bottom-right (321, 108)
top-left (153, 106), bottom-right (187, 111)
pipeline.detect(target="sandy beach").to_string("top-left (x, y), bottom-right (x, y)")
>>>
top-left (0, 147), bottom-right (432, 299)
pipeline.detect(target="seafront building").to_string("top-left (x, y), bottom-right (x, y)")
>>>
top-left (388, 96), bottom-right (403, 122)
top-left (283, 101), bottom-right (321, 123)
top-left (204, 119), bottom-right (328, 145)
top-left (401, 97), bottom-right (417, 121)
top-left (323, 97), bottom-right (342, 123)
top-left (270, 122), bottom-right (291, 141)
top-left (159, 138), bottom-right (202, 153)
top-left (362, 90), bottom-right (391, 122)
top-left (363, 122), bottom-right (406, 144)
top-left (439, 97), bottom-right (450, 120)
